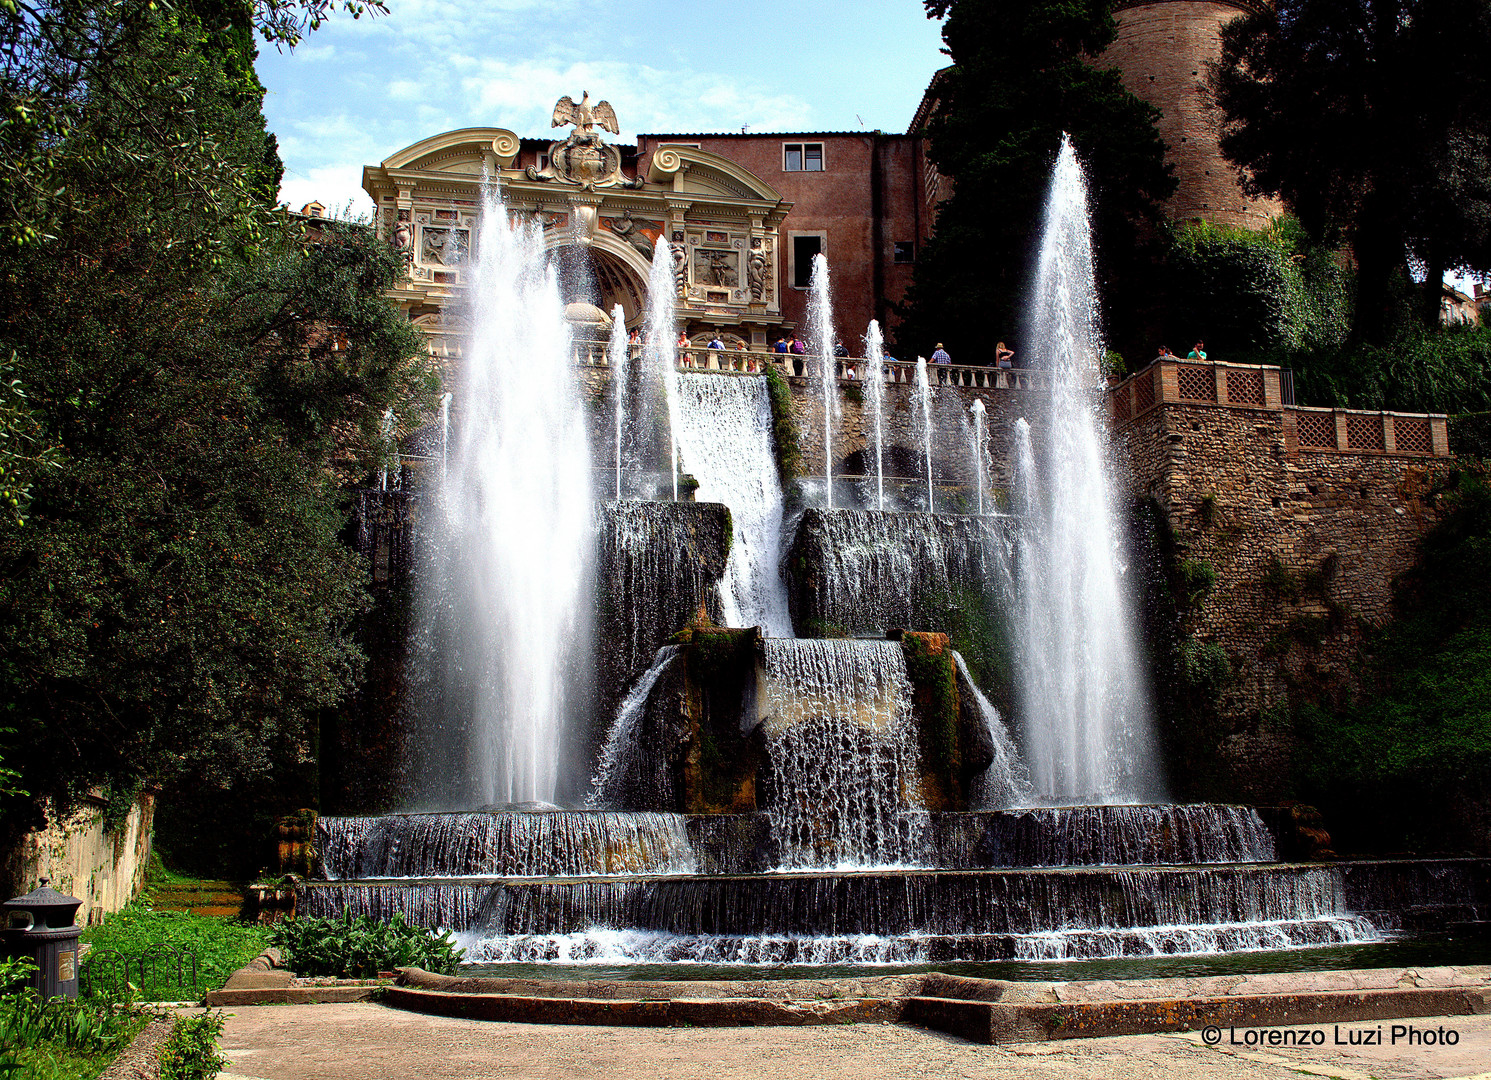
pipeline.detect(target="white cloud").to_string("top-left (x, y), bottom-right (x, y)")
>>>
top-left (279, 164), bottom-right (374, 218)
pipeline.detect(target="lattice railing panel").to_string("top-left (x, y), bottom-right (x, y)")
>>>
top-left (1177, 365), bottom-right (1217, 402)
top-left (1134, 373), bottom-right (1155, 412)
top-left (1296, 411), bottom-right (1337, 449)
top-left (1226, 369), bottom-right (1266, 406)
top-left (1346, 413), bottom-right (1386, 451)
top-left (1394, 416), bottom-right (1431, 454)
top-left (1113, 386), bottom-right (1132, 421)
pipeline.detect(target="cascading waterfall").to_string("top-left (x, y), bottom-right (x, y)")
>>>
top-left (319, 809), bottom-right (697, 879)
top-left (788, 509), bottom-right (1013, 636)
top-left (672, 374), bottom-right (792, 636)
top-left (608, 304), bottom-right (628, 500)
top-left (914, 356), bottom-right (934, 511)
top-left (588, 645), bottom-right (683, 808)
top-left (807, 254), bottom-right (839, 508)
top-left (863, 320), bottom-right (887, 511)
top-left (416, 180), bottom-right (593, 807)
top-left (1014, 135), bottom-right (1161, 802)
top-left (952, 651), bottom-right (1030, 809)
top-left (643, 241), bottom-right (681, 502)
top-left (758, 639), bottom-right (927, 868)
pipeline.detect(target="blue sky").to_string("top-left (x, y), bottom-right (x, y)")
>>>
top-left (255, 0), bottom-right (950, 215)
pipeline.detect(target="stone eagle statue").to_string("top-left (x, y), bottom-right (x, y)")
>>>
top-left (551, 91), bottom-right (619, 138)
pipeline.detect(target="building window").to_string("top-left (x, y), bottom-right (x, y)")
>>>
top-left (893, 241), bottom-right (915, 264)
top-left (783, 143), bottom-right (824, 172)
top-left (792, 234), bottom-right (823, 288)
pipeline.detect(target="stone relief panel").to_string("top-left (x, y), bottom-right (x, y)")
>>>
top-left (418, 225), bottom-right (469, 267)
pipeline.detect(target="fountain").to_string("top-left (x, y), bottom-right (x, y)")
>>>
top-left (408, 179), bottom-right (593, 808)
top-left (607, 304), bottom-right (628, 500)
top-left (969, 399), bottom-right (986, 516)
top-left (643, 241), bottom-right (680, 502)
top-left (807, 253), bottom-right (839, 508)
top-left (914, 356), bottom-right (934, 511)
top-left (1012, 135), bottom-right (1160, 803)
top-left (864, 320), bottom-right (887, 511)
top-left (310, 144), bottom-right (1487, 983)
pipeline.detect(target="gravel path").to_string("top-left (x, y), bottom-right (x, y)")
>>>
top-left (213, 1003), bottom-right (1491, 1080)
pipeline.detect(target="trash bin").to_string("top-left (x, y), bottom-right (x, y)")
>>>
top-left (2, 877), bottom-right (82, 999)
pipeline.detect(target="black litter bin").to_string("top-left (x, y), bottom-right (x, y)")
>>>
top-left (2, 877), bottom-right (83, 999)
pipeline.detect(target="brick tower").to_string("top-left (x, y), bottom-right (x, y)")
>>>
top-left (1099, 0), bottom-right (1282, 230)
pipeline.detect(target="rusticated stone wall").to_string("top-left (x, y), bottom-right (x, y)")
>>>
top-left (1116, 398), bottom-right (1445, 801)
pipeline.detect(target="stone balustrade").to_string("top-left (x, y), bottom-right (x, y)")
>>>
top-left (1109, 357), bottom-right (1450, 457)
top-left (572, 343), bottom-right (1053, 391)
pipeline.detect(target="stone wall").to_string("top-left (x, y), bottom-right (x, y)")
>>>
top-left (1115, 378), bottom-right (1448, 801)
top-left (0, 792), bottom-right (154, 925)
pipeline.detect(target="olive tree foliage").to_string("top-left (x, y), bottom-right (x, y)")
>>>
top-left (0, 0), bottom-right (430, 833)
top-left (1212, 0), bottom-right (1491, 342)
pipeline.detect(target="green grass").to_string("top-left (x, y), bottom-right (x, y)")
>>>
top-left (81, 902), bottom-right (270, 1002)
top-left (2, 1029), bottom-right (143, 1080)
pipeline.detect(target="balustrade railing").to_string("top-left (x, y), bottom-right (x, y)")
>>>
top-left (572, 343), bottom-right (1053, 389)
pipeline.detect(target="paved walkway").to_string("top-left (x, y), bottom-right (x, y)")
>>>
top-left (216, 1003), bottom-right (1491, 1080)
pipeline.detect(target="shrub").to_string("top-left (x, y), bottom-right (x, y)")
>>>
top-left (762, 363), bottom-right (802, 481)
top-left (268, 911), bottom-right (463, 978)
top-left (157, 1012), bottom-right (227, 1080)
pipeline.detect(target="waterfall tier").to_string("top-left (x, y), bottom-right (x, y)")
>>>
top-left (294, 859), bottom-right (1480, 963)
top-left (786, 509), bottom-right (1012, 638)
top-left (319, 811), bottom-right (698, 880)
top-left (316, 805), bottom-right (1279, 879)
top-left (758, 639), bottom-right (927, 868)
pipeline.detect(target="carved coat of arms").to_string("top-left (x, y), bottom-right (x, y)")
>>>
top-left (526, 91), bottom-right (643, 191)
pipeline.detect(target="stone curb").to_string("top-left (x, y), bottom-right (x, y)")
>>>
top-left (904, 986), bottom-right (1491, 1044)
top-left (378, 966), bottom-right (1491, 1041)
top-left (382, 984), bottom-right (899, 1027)
top-left (202, 949), bottom-right (379, 1007)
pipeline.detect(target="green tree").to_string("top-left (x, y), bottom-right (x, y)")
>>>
top-left (1213, 0), bottom-right (1491, 342)
top-left (897, 0), bottom-right (1175, 362)
top-left (0, 1), bottom-right (429, 842)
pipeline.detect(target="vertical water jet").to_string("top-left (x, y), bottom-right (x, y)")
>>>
top-left (643, 241), bottom-right (680, 502)
top-left (607, 304), bottom-right (628, 500)
top-left (1014, 135), bottom-right (1161, 802)
top-left (416, 182), bottom-right (594, 807)
top-left (864, 320), bottom-right (886, 511)
top-left (807, 254), bottom-right (838, 508)
top-left (914, 356), bottom-right (934, 511)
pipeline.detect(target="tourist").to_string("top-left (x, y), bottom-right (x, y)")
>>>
top-left (1156, 345), bottom-right (1175, 361)
top-left (834, 340), bottom-right (848, 358)
top-left (773, 336), bottom-right (789, 353)
top-left (707, 334), bottom-right (724, 350)
top-left (931, 342), bottom-right (952, 364)
top-left (995, 341), bottom-right (1014, 369)
top-left (789, 335), bottom-right (806, 355)
top-left (628, 328), bottom-right (641, 347)
top-left (1187, 340), bottom-right (1207, 361)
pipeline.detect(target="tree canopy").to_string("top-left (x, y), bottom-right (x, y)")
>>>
top-left (0, 0), bottom-right (430, 840)
top-left (897, 0), bottom-right (1175, 362)
top-left (1213, 0), bottom-right (1491, 342)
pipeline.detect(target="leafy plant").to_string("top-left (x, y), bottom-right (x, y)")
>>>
top-left (157, 1012), bottom-right (227, 1080)
top-left (0, 968), bottom-right (145, 1080)
top-left (80, 897), bottom-right (271, 1001)
top-left (268, 911), bottom-right (463, 978)
top-left (762, 363), bottom-right (802, 480)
